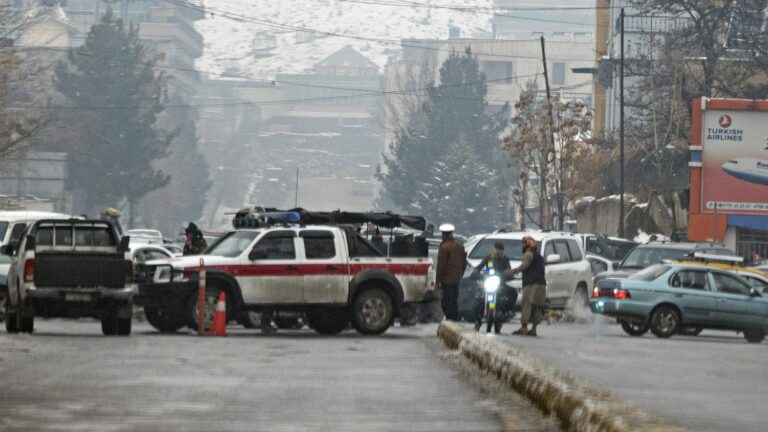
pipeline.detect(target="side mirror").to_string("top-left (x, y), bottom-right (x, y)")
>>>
top-left (750, 289), bottom-right (762, 298)
top-left (119, 236), bottom-right (131, 253)
top-left (546, 254), bottom-right (561, 264)
top-left (0, 244), bottom-right (14, 255)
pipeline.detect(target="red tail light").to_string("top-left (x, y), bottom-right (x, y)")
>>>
top-left (592, 287), bottom-right (600, 298)
top-left (613, 288), bottom-right (631, 300)
top-left (23, 259), bottom-right (35, 283)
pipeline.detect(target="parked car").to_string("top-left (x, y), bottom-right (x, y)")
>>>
top-left (130, 244), bottom-right (174, 264)
top-left (127, 229), bottom-right (164, 244)
top-left (590, 263), bottom-right (767, 343)
top-left (573, 233), bottom-right (637, 262)
top-left (135, 224), bottom-right (433, 335)
top-left (593, 242), bottom-right (736, 285)
top-left (458, 231), bottom-right (593, 320)
top-left (4, 219), bottom-right (136, 335)
top-left (0, 253), bottom-right (11, 321)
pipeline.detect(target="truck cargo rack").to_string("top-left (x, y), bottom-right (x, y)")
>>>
top-left (232, 207), bottom-right (426, 231)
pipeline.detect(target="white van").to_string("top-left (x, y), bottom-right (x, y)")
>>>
top-left (0, 211), bottom-right (75, 247)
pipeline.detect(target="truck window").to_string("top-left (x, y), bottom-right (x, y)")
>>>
top-left (348, 233), bottom-right (383, 257)
top-left (36, 227), bottom-right (53, 246)
top-left (251, 231), bottom-right (296, 260)
top-left (9, 223), bottom-right (27, 243)
top-left (300, 230), bottom-right (336, 259)
top-left (55, 226), bottom-right (73, 247)
top-left (75, 227), bottom-right (116, 247)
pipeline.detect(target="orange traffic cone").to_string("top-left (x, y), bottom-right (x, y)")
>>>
top-left (208, 291), bottom-right (227, 337)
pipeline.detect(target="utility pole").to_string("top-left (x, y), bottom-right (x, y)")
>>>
top-left (540, 36), bottom-right (558, 230)
top-left (618, 7), bottom-right (626, 238)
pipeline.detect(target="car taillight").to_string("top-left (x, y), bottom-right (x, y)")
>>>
top-left (23, 259), bottom-right (35, 283)
top-left (613, 288), bottom-right (631, 300)
top-left (592, 287), bottom-right (600, 298)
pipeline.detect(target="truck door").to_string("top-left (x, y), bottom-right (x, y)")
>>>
top-left (241, 230), bottom-right (303, 304)
top-left (300, 229), bottom-right (349, 304)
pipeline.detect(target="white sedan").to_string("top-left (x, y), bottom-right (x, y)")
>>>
top-left (130, 245), bottom-right (174, 264)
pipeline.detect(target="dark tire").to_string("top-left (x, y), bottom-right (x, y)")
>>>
top-left (744, 329), bottom-right (765, 343)
top-left (351, 288), bottom-right (394, 335)
top-left (20, 313), bottom-right (34, 333)
top-left (620, 319), bottom-right (649, 336)
top-left (145, 306), bottom-right (185, 333)
top-left (307, 308), bottom-right (349, 335)
top-left (650, 305), bottom-right (680, 339)
top-left (101, 314), bottom-right (117, 336)
top-left (5, 307), bottom-right (18, 333)
top-left (116, 317), bottom-right (132, 336)
top-left (238, 311), bottom-right (261, 329)
top-left (679, 326), bottom-right (703, 336)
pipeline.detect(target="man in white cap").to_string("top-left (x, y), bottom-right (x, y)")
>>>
top-left (436, 223), bottom-right (466, 320)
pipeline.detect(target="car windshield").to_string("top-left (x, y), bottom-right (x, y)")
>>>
top-left (620, 247), bottom-right (690, 269)
top-left (469, 239), bottom-right (524, 261)
top-left (629, 264), bottom-right (670, 281)
top-left (206, 231), bottom-right (261, 258)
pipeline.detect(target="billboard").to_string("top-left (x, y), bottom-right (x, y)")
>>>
top-left (701, 109), bottom-right (768, 214)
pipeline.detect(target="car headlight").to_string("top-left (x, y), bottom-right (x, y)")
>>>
top-left (153, 265), bottom-right (173, 283)
top-left (484, 275), bottom-right (501, 293)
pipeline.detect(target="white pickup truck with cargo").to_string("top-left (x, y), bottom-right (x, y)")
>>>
top-left (136, 210), bottom-right (434, 335)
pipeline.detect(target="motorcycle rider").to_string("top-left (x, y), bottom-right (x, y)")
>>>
top-left (472, 241), bottom-right (514, 332)
top-left (506, 236), bottom-right (546, 336)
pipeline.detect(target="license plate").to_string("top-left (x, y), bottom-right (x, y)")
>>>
top-left (65, 293), bottom-right (92, 302)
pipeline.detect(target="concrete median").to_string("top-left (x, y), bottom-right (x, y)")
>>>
top-left (437, 321), bottom-right (685, 432)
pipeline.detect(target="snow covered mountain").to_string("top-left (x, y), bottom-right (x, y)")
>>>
top-left (194, 0), bottom-right (495, 79)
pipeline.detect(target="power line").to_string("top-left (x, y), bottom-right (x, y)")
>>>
top-left (8, 72), bottom-right (542, 111)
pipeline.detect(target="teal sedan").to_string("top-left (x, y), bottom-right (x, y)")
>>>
top-left (590, 263), bottom-right (768, 343)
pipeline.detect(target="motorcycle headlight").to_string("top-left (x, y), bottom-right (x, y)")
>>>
top-left (484, 275), bottom-right (501, 293)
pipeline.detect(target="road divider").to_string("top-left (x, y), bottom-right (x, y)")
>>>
top-left (437, 321), bottom-right (684, 432)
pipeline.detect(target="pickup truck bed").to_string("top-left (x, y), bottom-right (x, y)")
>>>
top-left (35, 252), bottom-right (129, 288)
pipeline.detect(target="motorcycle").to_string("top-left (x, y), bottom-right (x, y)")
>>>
top-left (474, 268), bottom-right (513, 334)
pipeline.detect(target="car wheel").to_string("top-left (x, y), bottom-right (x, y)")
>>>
top-left (679, 326), bottom-right (703, 336)
top-left (5, 306), bottom-right (18, 333)
top-left (144, 306), bottom-right (185, 333)
top-left (351, 288), bottom-right (394, 335)
top-left (101, 314), bottom-right (117, 336)
top-left (620, 319), bottom-right (649, 336)
top-left (744, 329), bottom-right (765, 343)
top-left (20, 312), bottom-right (34, 334)
top-left (650, 305), bottom-right (680, 338)
top-left (307, 308), bottom-right (349, 335)
top-left (117, 316), bottom-right (132, 336)
top-left (238, 311), bottom-right (261, 329)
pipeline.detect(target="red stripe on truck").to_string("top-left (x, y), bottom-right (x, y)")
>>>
top-left (206, 262), bottom-right (430, 277)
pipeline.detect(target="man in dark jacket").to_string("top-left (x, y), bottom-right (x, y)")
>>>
top-left (183, 223), bottom-right (208, 255)
top-left (507, 236), bottom-right (546, 336)
top-left (436, 223), bottom-right (466, 320)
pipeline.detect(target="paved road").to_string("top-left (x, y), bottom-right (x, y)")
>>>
top-left (488, 318), bottom-right (768, 432)
top-left (0, 320), bottom-right (556, 432)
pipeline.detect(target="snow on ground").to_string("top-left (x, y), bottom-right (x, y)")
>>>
top-left (195, 0), bottom-right (494, 79)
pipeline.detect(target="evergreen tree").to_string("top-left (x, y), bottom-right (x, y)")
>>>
top-left (54, 10), bottom-right (172, 224)
top-left (378, 48), bottom-right (510, 231)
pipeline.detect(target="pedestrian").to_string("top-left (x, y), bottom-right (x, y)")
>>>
top-left (436, 223), bottom-right (466, 321)
top-left (506, 236), bottom-right (546, 336)
top-left (183, 222), bottom-right (208, 255)
top-left (472, 241), bottom-right (514, 332)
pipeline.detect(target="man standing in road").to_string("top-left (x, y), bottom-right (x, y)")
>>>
top-left (508, 236), bottom-right (546, 336)
top-left (436, 224), bottom-right (466, 321)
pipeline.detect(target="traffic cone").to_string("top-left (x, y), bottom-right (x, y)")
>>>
top-left (208, 291), bottom-right (227, 337)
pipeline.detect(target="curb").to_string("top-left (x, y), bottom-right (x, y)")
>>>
top-left (437, 321), bottom-right (685, 432)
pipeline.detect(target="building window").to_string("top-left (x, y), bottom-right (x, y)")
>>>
top-left (552, 62), bottom-right (566, 85)
top-left (482, 61), bottom-right (514, 83)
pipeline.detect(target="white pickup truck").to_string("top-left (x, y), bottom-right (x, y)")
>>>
top-left (136, 224), bottom-right (433, 335)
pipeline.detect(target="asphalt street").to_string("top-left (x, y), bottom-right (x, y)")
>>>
top-left (0, 320), bottom-right (557, 432)
top-left (490, 317), bottom-right (768, 432)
